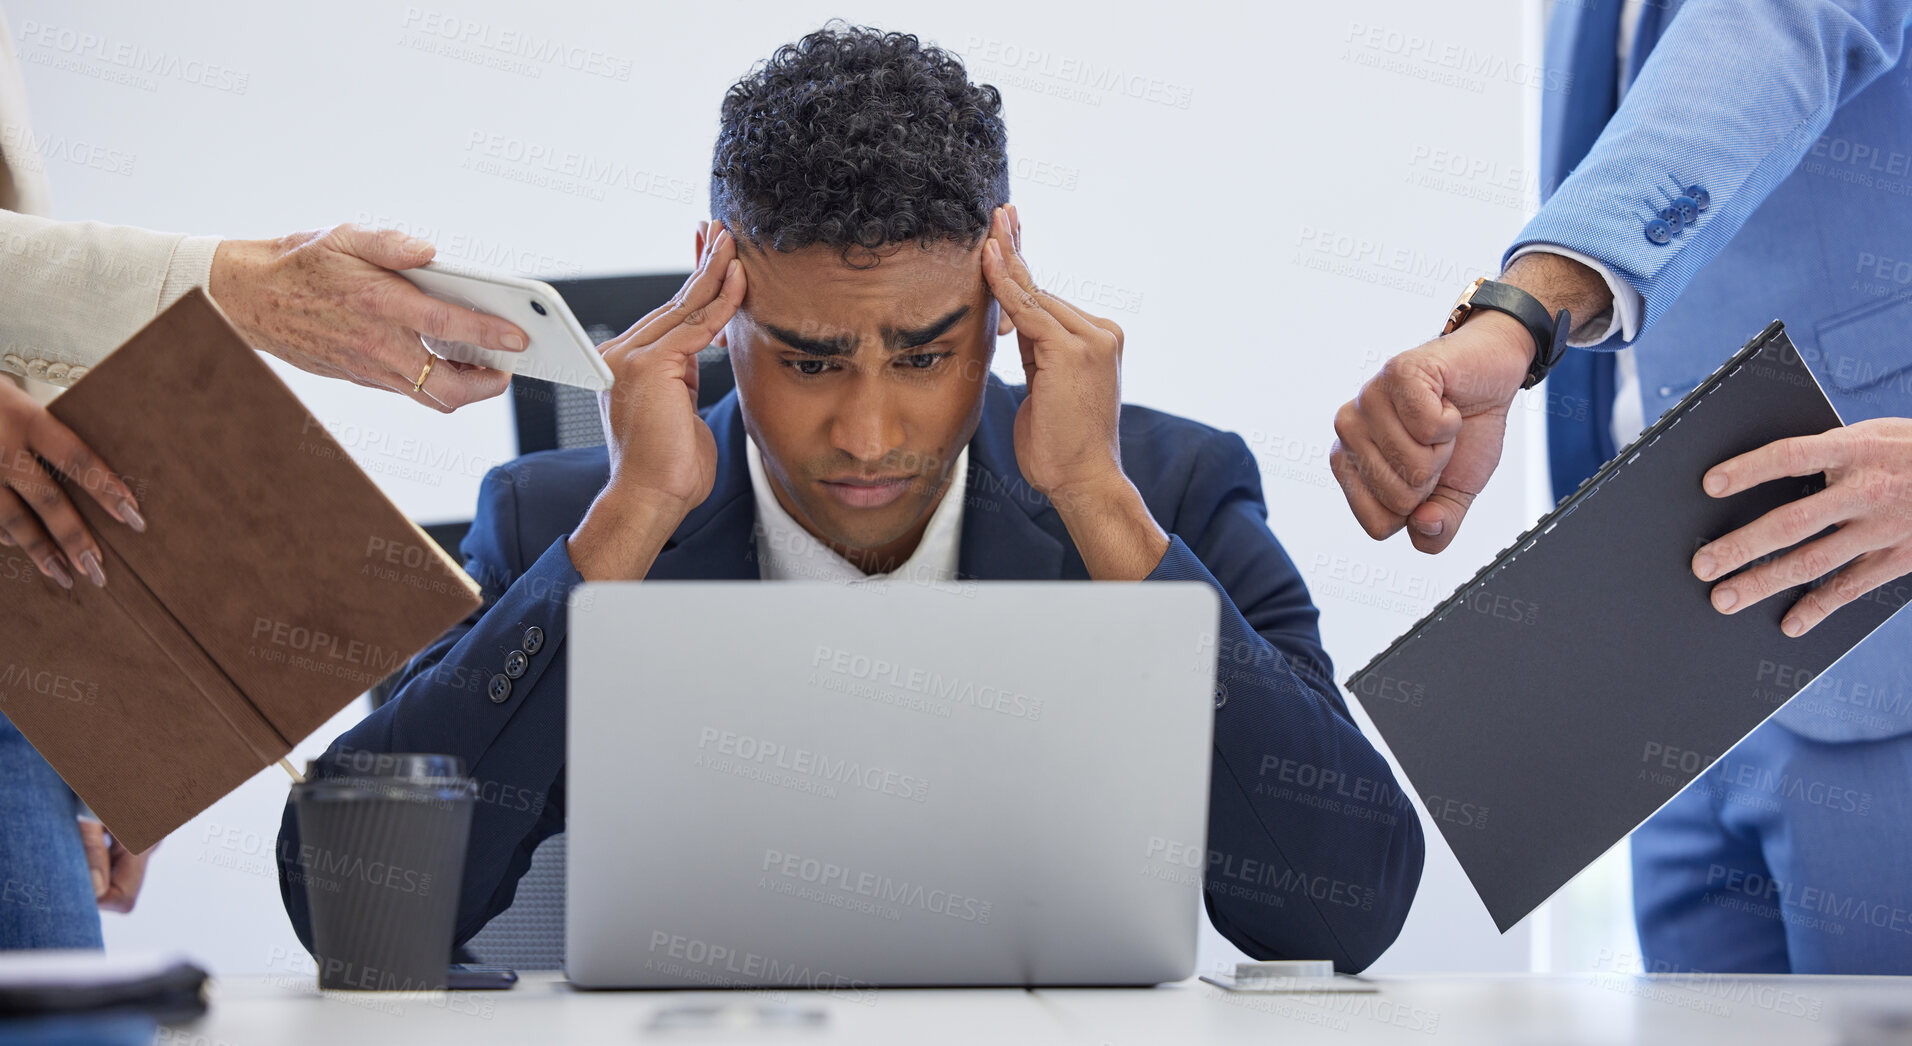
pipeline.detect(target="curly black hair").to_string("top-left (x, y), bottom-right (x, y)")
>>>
top-left (711, 23), bottom-right (1009, 264)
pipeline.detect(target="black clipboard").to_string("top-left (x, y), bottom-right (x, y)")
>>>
top-left (1347, 321), bottom-right (1912, 931)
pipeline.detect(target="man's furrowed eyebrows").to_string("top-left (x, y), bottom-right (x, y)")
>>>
top-left (885, 305), bottom-right (971, 351)
top-left (762, 321), bottom-right (856, 357)
top-left (758, 305), bottom-right (972, 356)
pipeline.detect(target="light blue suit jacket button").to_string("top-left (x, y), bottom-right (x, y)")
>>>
top-left (1645, 218), bottom-right (1674, 244)
top-left (1657, 207), bottom-right (1685, 235)
top-left (1672, 195), bottom-right (1699, 223)
top-left (1685, 184), bottom-right (1709, 210)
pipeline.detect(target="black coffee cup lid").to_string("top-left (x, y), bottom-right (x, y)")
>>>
top-left (303, 751), bottom-right (467, 783)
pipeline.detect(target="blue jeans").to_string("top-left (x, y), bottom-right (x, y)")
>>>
top-left (0, 712), bottom-right (101, 949)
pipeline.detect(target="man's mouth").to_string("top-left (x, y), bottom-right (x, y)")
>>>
top-left (818, 474), bottom-right (917, 510)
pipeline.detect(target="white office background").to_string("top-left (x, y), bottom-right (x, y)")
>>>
top-left (12, 0), bottom-right (1640, 976)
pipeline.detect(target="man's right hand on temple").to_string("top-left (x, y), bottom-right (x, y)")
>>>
top-left (567, 223), bottom-right (747, 582)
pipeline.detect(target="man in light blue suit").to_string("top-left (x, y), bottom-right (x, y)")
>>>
top-left (1331, 0), bottom-right (1912, 972)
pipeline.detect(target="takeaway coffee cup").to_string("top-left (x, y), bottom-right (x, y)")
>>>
top-left (290, 752), bottom-right (476, 991)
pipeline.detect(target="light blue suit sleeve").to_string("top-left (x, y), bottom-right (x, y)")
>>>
top-left (1507, 0), bottom-right (1912, 345)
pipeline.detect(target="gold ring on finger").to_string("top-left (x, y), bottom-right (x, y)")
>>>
top-left (412, 353), bottom-right (438, 393)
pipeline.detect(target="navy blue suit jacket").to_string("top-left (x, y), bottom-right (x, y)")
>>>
top-left (277, 378), bottom-right (1424, 971)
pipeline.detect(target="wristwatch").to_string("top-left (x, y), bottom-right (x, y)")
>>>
top-left (1442, 276), bottom-right (1572, 390)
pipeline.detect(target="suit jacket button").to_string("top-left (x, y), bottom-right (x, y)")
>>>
top-left (504, 649), bottom-right (529, 679)
top-left (522, 626), bottom-right (545, 655)
top-left (1645, 218), bottom-right (1674, 245)
top-left (1672, 195), bottom-right (1698, 223)
top-left (1657, 207), bottom-right (1684, 235)
top-left (1685, 184), bottom-right (1709, 210)
top-left (488, 674), bottom-right (512, 703)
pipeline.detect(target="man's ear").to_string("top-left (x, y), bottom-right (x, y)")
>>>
top-left (700, 220), bottom-right (736, 348)
top-left (998, 205), bottom-right (1021, 335)
top-left (988, 245), bottom-right (1016, 336)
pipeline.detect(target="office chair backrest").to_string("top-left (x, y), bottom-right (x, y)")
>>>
top-left (509, 273), bottom-right (733, 455)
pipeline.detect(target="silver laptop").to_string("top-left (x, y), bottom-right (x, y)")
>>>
top-left (564, 581), bottom-right (1219, 989)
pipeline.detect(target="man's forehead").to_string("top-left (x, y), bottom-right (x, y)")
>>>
top-left (738, 238), bottom-right (984, 322)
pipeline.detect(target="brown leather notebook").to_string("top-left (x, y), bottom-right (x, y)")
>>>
top-left (0, 290), bottom-right (481, 852)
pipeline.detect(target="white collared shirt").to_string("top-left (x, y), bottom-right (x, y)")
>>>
top-left (745, 437), bottom-right (968, 584)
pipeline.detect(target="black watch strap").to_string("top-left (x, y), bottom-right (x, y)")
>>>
top-left (1442, 278), bottom-right (1571, 390)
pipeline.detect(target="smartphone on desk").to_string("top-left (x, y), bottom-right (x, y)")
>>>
top-left (446, 963), bottom-right (518, 990)
top-left (398, 261), bottom-right (615, 391)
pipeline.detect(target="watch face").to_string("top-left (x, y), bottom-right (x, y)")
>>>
top-left (1443, 276), bottom-right (1488, 335)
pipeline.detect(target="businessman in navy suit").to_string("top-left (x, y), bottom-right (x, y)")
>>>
top-left (277, 25), bottom-right (1423, 972)
top-left (1333, 0), bottom-right (1912, 972)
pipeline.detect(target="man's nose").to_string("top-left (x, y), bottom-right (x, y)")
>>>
top-left (829, 379), bottom-right (906, 465)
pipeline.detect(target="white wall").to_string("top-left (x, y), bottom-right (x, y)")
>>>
top-left (10, 0), bottom-right (1572, 975)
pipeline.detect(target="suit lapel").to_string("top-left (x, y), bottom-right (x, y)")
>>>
top-left (957, 379), bottom-right (1067, 581)
top-left (647, 392), bottom-right (760, 580)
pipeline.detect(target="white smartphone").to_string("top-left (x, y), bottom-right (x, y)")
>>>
top-left (396, 260), bottom-right (615, 391)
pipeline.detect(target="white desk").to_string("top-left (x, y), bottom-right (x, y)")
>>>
top-left (1039, 974), bottom-right (1910, 1045)
top-left (179, 972), bottom-right (1912, 1045)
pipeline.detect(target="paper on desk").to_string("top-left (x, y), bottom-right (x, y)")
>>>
top-left (1200, 973), bottom-right (1377, 994)
top-left (0, 951), bottom-right (190, 988)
